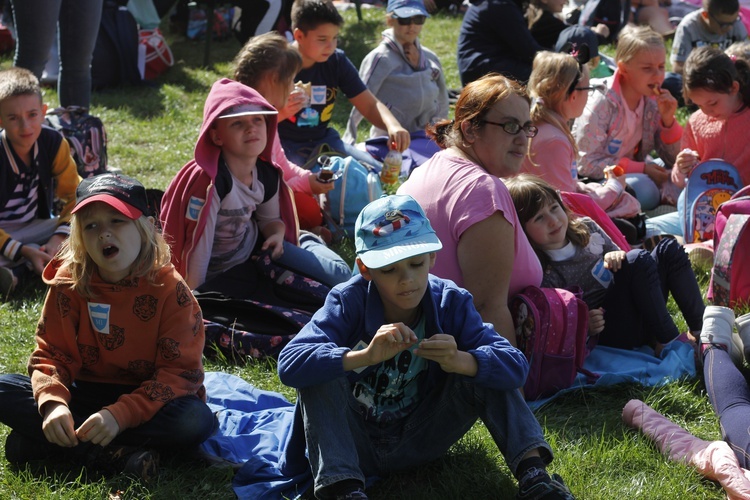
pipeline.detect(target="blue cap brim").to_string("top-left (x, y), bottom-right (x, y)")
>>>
top-left (392, 6), bottom-right (430, 17)
top-left (358, 237), bottom-right (442, 269)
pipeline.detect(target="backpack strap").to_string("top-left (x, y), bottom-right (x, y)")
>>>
top-left (710, 213), bottom-right (750, 307)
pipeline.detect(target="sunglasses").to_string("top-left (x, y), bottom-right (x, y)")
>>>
top-left (573, 82), bottom-right (608, 95)
top-left (482, 120), bottom-right (538, 138)
top-left (393, 15), bottom-right (427, 25)
top-left (708, 11), bottom-right (738, 29)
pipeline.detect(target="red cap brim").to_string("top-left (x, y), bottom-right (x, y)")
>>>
top-left (72, 194), bottom-right (143, 220)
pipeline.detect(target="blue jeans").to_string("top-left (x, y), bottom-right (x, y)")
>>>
top-left (646, 190), bottom-right (685, 238)
top-left (704, 347), bottom-right (750, 468)
top-left (0, 373), bottom-right (216, 460)
top-left (10, 0), bottom-right (103, 108)
top-left (599, 237), bottom-right (704, 349)
top-left (281, 127), bottom-right (383, 171)
top-left (298, 375), bottom-right (552, 496)
top-left (626, 173), bottom-right (661, 212)
top-left (277, 235), bottom-right (352, 287)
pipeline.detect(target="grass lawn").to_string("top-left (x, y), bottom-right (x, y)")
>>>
top-left (0, 8), bottom-right (740, 499)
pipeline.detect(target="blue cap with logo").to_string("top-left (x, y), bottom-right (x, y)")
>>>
top-left (386, 0), bottom-right (429, 18)
top-left (355, 194), bottom-right (442, 269)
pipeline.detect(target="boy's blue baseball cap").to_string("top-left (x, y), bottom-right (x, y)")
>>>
top-left (387, 0), bottom-right (429, 18)
top-left (355, 195), bottom-right (442, 269)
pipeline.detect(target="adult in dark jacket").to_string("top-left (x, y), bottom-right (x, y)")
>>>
top-left (457, 0), bottom-right (543, 85)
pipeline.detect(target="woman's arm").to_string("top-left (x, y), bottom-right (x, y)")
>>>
top-left (457, 212), bottom-right (518, 346)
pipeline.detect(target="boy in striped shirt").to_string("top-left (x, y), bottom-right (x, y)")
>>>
top-left (0, 67), bottom-right (79, 298)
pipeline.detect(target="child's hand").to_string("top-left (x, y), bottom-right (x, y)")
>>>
top-left (387, 126), bottom-right (411, 153)
top-left (592, 23), bottom-right (610, 39)
top-left (308, 174), bottom-right (336, 194)
top-left (365, 323), bottom-right (418, 365)
top-left (41, 402), bottom-right (78, 447)
top-left (41, 234), bottom-right (66, 258)
top-left (675, 148), bottom-right (700, 177)
top-left (604, 165), bottom-right (627, 188)
top-left (644, 162), bottom-right (670, 187)
top-left (588, 307), bottom-right (605, 335)
top-left (277, 89), bottom-right (308, 122)
top-left (653, 87), bottom-right (677, 127)
top-left (603, 250), bottom-right (627, 272)
top-left (76, 409), bottom-right (120, 447)
top-left (415, 333), bottom-right (477, 376)
top-left (20, 245), bottom-right (52, 275)
top-left (261, 232), bottom-right (285, 260)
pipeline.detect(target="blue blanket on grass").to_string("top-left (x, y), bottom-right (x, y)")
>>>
top-left (200, 341), bottom-right (696, 499)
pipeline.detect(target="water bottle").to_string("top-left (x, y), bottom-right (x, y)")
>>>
top-left (380, 145), bottom-right (402, 186)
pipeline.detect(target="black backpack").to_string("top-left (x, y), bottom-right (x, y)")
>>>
top-left (91, 0), bottom-right (142, 89)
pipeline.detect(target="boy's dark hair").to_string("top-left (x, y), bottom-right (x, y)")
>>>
top-left (291, 0), bottom-right (344, 33)
top-left (703, 0), bottom-right (739, 17)
top-left (684, 45), bottom-right (750, 107)
top-left (0, 67), bottom-right (42, 107)
top-left (233, 31), bottom-right (302, 89)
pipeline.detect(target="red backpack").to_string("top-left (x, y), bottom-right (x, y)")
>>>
top-left (510, 286), bottom-right (594, 401)
top-left (709, 185), bottom-right (750, 308)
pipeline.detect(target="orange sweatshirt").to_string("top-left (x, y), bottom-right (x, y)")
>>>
top-left (29, 259), bottom-right (206, 431)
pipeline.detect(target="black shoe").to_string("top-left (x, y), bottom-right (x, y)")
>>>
top-left (4, 431), bottom-right (56, 466)
top-left (335, 488), bottom-right (368, 500)
top-left (516, 473), bottom-right (575, 499)
top-left (88, 444), bottom-right (160, 482)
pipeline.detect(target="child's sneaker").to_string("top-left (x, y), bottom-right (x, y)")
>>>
top-left (735, 312), bottom-right (750, 362)
top-left (4, 431), bottom-right (56, 466)
top-left (88, 444), bottom-right (160, 482)
top-left (516, 473), bottom-right (575, 499)
top-left (700, 305), bottom-right (743, 365)
top-left (335, 489), bottom-right (368, 500)
top-left (684, 242), bottom-right (714, 269)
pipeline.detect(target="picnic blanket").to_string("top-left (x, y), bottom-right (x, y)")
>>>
top-left (200, 341), bottom-right (696, 498)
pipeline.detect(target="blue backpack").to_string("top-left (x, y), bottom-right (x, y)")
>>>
top-left (682, 159), bottom-right (743, 243)
top-left (312, 155), bottom-right (383, 237)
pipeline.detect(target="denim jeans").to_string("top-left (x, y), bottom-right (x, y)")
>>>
top-left (626, 173), bottom-right (661, 212)
top-left (277, 235), bottom-right (352, 287)
top-left (599, 237), bottom-right (704, 349)
top-left (298, 375), bottom-right (552, 496)
top-left (281, 127), bottom-right (383, 171)
top-left (645, 190), bottom-right (685, 238)
top-left (10, 0), bottom-right (103, 108)
top-left (0, 373), bottom-right (216, 459)
top-left (704, 347), bottom-right (750, 468)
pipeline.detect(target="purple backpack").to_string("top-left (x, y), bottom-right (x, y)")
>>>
top-left (510, 286), bottom-right (593, 401)
top-left (709, 185), bottom-right (750, 308)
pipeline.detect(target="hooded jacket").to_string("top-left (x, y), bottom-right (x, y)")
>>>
top-left (160, 79), bottom-right (299, 284)
top-left (30, 259), bottom-right (206, 432)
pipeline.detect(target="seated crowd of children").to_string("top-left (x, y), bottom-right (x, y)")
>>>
top-left (1, 0), bottom-right (750, 498)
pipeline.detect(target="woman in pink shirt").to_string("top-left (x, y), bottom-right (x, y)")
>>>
top-left (398, 74), bottom-right (541, 346)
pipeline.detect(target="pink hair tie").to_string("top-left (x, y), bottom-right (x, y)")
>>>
top-left (730, 54), bottom-right (738, 62)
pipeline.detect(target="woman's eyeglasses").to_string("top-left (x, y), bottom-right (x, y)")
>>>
top-left (393, 15), bottom-right (426, 25)
top-left (481, 120), bottom-right (539, 138)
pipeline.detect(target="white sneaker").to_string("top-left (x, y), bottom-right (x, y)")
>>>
top-left (701, 306), bottom-right (743, 365)
top-left (735, 312), bottom-right (750, 362)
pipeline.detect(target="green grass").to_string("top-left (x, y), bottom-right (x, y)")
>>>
top-left (0, 9), bottom-right (736, 499)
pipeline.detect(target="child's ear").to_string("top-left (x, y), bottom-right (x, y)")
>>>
top-left (428, 252), bottom-right (437, 269)
top-left (356, 258), bottom-right (372, 281)
top-left (293, 27), bottom-right (305, 44)
top-left (730, 80), bottom-right (741, 95)
top-left (616, 60), bottom-right (628, 76)
top-left (209, 127), bottom-right (222, 146)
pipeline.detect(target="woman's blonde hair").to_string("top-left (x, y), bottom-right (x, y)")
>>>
top-left (527, 51), bottom-right (582, 160)
top-left (427, 73), bottom-right (530, 149)
top-left (56, 206), bottom-right (172, 298)
top-left (505, 173), bottom-right (590, 268)
top-left (615, 25), bottom-right (664, 64)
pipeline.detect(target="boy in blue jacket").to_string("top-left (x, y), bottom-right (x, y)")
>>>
top-left (277, 195), bottom-right (574, 500)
